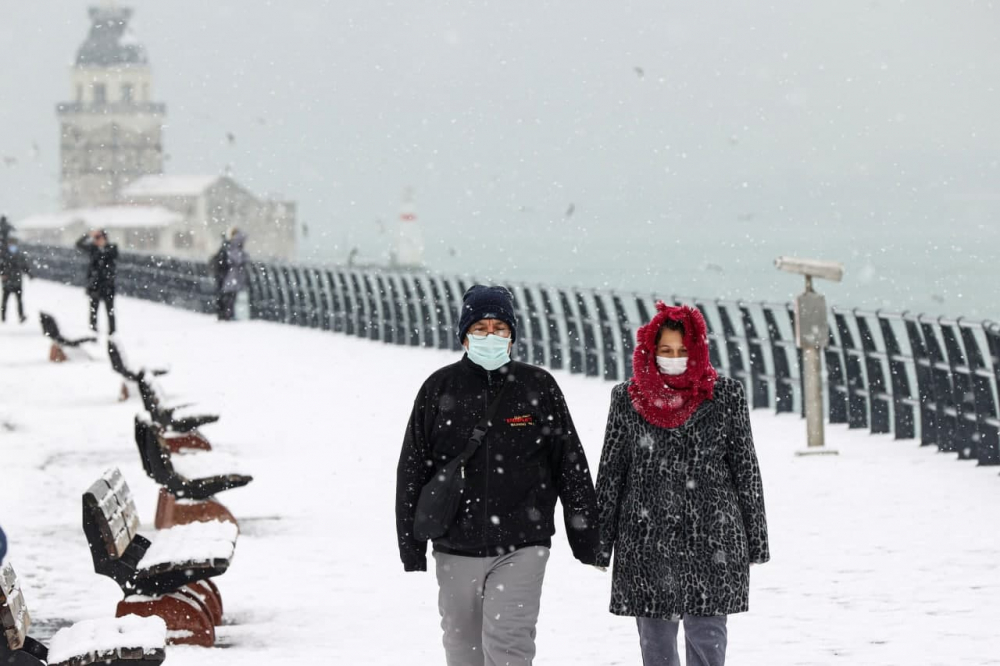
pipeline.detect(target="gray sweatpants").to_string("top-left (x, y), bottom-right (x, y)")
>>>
top-left (636, 615), bottom-right (728, 666)
top-left (434, 546), bottom-right (550, 666)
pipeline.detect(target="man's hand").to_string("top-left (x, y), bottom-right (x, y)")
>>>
top-left (593, 565), bottom-right (607, 573)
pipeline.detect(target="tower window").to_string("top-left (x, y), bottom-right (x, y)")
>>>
top-left (93, 83), bottom-right (106, 104)
top-left (122, 84), bottom-right (133, 103)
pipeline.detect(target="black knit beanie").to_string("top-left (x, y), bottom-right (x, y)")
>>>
top-left (457, 285), bottom-right (517, 343)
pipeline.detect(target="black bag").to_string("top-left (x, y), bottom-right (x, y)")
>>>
top-left (413, 380), bottom-right (510, 542)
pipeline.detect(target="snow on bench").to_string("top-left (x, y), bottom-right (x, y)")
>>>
top-left (82, 469), bottom-right (234, 647)
top-left (169, 450), bottom-right (246, 480)
top-left (2, 562), bottom-right (167, 666)
top-left (139, 521), bottom-right (238, 570)
top-left (82, 468), bottom-right (236, 597)
top-left (46, 615), bottom-right (167, 666)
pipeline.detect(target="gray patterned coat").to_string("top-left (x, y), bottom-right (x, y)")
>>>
top-left (595, 376), bottom-right (769, 618)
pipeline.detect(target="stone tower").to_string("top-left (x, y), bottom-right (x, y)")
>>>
top-left (57, 3), bottom-right (166, 209)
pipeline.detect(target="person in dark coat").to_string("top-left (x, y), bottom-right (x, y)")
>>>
top-left (0, 215), bottom-right (13, 251)
top-left (396, 285), bottom-right (600, 666)
top-left (0, 239), bottom-right (30, 323)
top-left (218, 227), bottom-right (248, 321)
top-left (595, 302), bottom-right (769, 666)
top-left (76, 229), bottom-right (119, 334)
top-left (209, 233), bottom-right (231, 320)
top-left (0, 523), bottom-right (6, 563)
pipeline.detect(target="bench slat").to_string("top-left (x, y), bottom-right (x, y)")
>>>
top-left (86, 470), bottom-right (143, 560)
top-left (0, 562), bottom-right (31, 651)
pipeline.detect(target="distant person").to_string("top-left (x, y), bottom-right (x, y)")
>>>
top-left (396, 284), bottom-right (600, 666)
top-left (0, 238), bottom-right (31, 323)
top-left (595, 302), bottom-right (769, 666)
top-left (0, 522), bottom-right (6, 564)
top-left (0, 215), bottom-right (13, 251)
top-left (209, 232), bottom-right (232, 320)
top-left (219, 227), bottom-right (248, 321)
top-left (76, 229), bottom-right (119, 334)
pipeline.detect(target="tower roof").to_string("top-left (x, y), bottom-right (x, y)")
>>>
top-left (75, 5), bottom-right (148, 67)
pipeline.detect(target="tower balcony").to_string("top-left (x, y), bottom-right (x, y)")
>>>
top-left (57, 101), bottom-right (167, 116)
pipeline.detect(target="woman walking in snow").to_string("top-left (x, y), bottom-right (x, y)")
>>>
top-left (595, 302), bottom-right (769, 666)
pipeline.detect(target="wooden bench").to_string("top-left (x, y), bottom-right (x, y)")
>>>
top-left (39, 312), bottom-right (96, 363)
top-left (82, 469), bottom-right (238, 646)
top-left (1, 561), bottom-right (166, 665)
top-left (136, 376), bottom-right (219, 434)
top-left (134, 417), bottom-right (251, 529)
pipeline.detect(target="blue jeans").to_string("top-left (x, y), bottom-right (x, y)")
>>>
top-left (636, 615), bottom-right (728, 666)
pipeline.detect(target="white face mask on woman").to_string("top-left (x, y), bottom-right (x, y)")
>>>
top-left (656, 356), bottom-right (688, 376)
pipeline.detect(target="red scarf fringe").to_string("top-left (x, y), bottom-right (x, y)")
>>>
top-left (627, 302), bottom-right (718, 428)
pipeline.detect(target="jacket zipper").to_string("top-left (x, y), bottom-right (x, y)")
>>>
top-left (483, 372), bottom-right (491, 549)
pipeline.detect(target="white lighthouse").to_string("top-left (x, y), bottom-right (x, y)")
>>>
top-left (57, 2), bottom-right (166, 208)
top-left (393, 187), bottom-right (425, 268)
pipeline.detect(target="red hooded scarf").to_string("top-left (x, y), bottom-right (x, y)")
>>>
top-left (628, 302), bottom-right (719, 429)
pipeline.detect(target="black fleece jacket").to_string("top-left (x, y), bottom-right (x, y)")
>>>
top-left (396, 355), bottom-right (600, 571)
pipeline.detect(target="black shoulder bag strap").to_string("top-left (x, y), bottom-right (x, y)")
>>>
top-left (456, 378), bottom-right (511, 473)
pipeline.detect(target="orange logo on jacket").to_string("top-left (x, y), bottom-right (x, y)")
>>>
top-left (506, 414), bottom-right (535, 427)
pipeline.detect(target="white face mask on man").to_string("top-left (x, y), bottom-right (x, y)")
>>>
top-left (656, 356), bottom-right (688, 376)
top-left (466, 333), bottom-right (511, 371)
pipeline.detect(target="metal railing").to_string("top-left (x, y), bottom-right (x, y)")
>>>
top-left (24, 243), bottom-right (1000, 468)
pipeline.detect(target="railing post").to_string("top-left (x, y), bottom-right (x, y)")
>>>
top-left (522, 287), bottom-right (548, 366)
top-left (824, 325), bottom-right (849, 425)
top-left (939, 320), bottom-right (978, 460)
top-left (904, 318), bottom-right (938, 446)
top-left (411, 276), bottom-right (435, 348)
top-left (593, 292), bottom-right (621, 382)
top-left (739, 304), bottom-right (770, 410)
top-left (920, 319), bottom-right (959, 454)
top-left (441, 278), bottom-right (464, 352)
top-left (877, 315), bottom-right (916, 440)
top-left (559, 290), bottom-right (584, 374)
top-left (854, 312), bottom-right (891, 435)
top-left (763, 305), bottom-right (795, 414)
top-left (717, 303), bottom-right (747, 391)
top-left (834, 312), bottom-right (869, 429)
top-left (361, 273), bottom-right (381, 341)
top-left (575, 291), bottom-right (601, 378)
top-left (508, 285), bottom-right (531, 362)
top-left (427, 277), bottom-right (451, 350)
top-left (958, 324), bottom-right (1000, 466)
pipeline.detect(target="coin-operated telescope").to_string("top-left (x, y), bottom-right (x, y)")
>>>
top-left (775, 256), bottom-right (844, 455)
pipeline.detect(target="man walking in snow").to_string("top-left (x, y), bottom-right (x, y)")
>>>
top-left (0, 238), bottom-right (31, 324)
top-left (0, 215), bottom-right (13, 252)
top-left (218, 226), bottom-right (248, 321)
top-left (76, 229), bottom-right (119, 334)
top-left (396, 285), bottom-right (600, 666)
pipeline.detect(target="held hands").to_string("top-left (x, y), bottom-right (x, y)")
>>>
top-left (592, 565), bottom-right (607, 573)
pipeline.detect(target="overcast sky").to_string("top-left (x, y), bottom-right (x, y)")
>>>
top-left (1, 1), bottom-right (998, 311)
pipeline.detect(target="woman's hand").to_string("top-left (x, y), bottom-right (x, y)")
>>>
top-left (593, 565), bottom-right (608, 573)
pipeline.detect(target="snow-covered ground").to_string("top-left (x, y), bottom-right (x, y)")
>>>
top-left (1, 280), bottom-right (999, 665)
